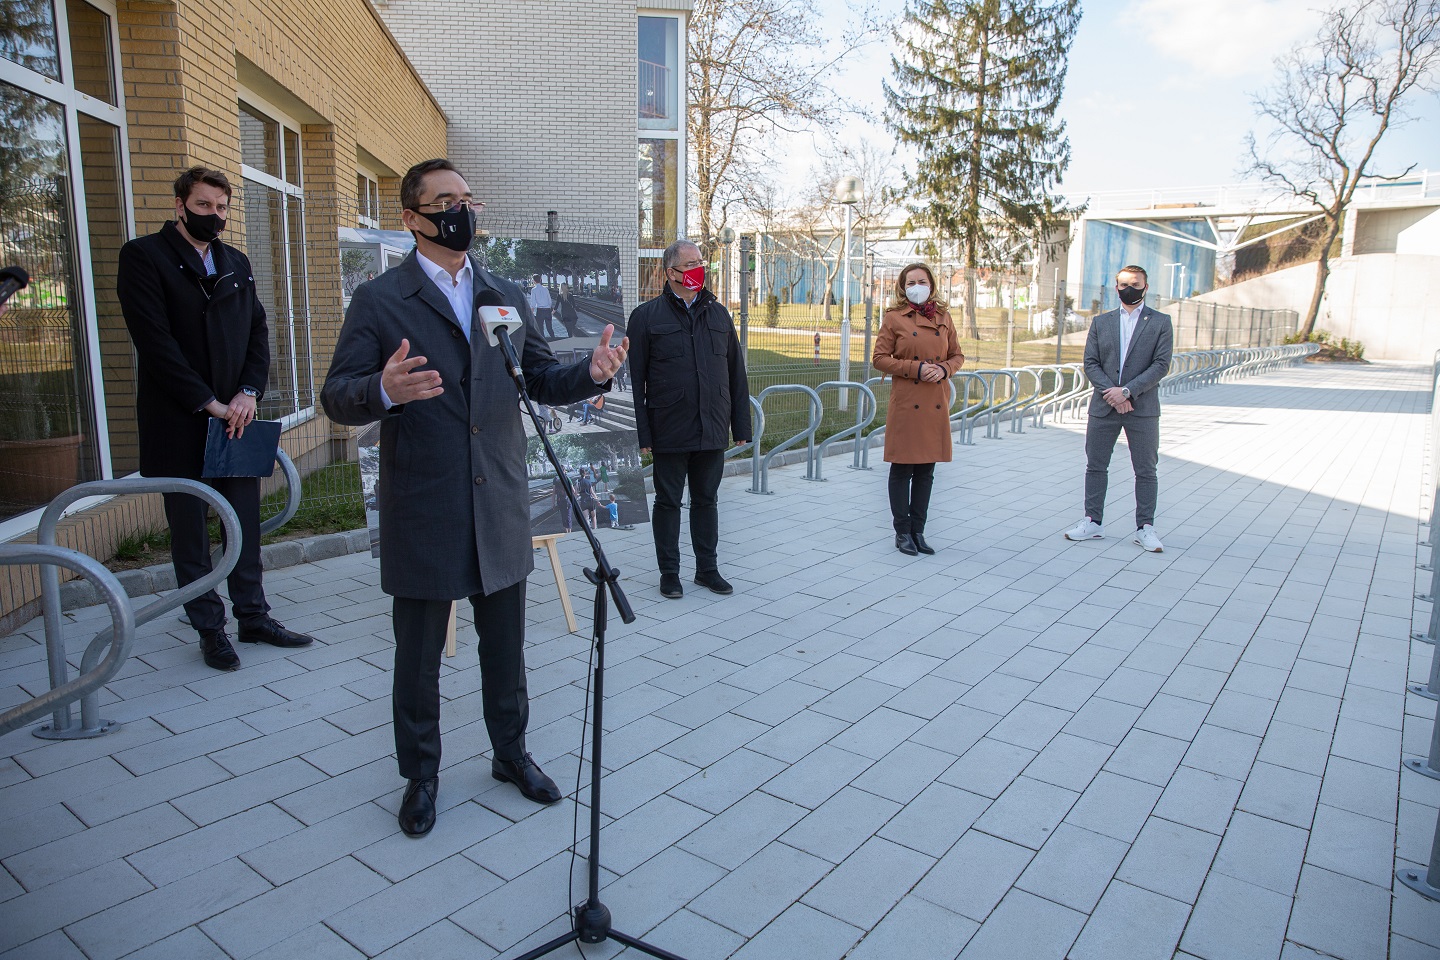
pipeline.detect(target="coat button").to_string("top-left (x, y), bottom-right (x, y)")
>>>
top-left (912, 331), bottom-right (918, 336)
top-left (451, 329), bottom-right (461, 338)
top-left (474, 476), bottom-right (485, 485)
top-left (914, 404), bottom-right (919, 409)
top-left (471, 426), bottom-right (479, 435)
top-left (935, 330), bottom-right (940, 336)
top-left (936, 404), bottom-right (942, 409)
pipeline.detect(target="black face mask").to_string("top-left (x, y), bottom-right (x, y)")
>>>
top-left (414, 206), bottom-right (477, 252)
top-left (1117, 285), bottom-right (1146, 306)
top-left (180, 205), bottom-right (224, 243)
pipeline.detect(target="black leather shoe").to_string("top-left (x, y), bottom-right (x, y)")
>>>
top-left (200, 630), bottom-right (241, 671)
top-left (693, 570), bottom-right (733, 595)
top-left (659, 572), bottom-right (683, 599)
top-left (895, 533), bottom-right (918, 556)
top-left (399, 776), bottom-right (438, 837)
top-left (492, 753), bottom-right (562, 805)
top-left (238, 617), bottom-right (315, 648)
top-left (912, 532), bottom-right (936, 555)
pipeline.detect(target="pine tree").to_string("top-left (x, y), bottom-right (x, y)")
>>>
top-left (884, 0), bottom-right (1079, 338)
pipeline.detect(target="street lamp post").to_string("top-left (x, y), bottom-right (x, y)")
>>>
top-left (719, 226), bottom-right (736, 310)
top-left (834, 175), bottom-right (863, 410)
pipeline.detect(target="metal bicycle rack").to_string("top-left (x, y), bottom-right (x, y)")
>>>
top-left (948, 373), bottom-right (990, 446)
top-left (1, 478), bottom-right (242, 739)
top-left (812, 381), bottom-right (876, 480)
top-left (749, 384), bottom-right (822, 494)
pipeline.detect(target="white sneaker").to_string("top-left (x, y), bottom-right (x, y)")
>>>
top-left (1134, 525), bottom-right (1164, 552)
top-left (1064, 518), bottom-right (1103, 541)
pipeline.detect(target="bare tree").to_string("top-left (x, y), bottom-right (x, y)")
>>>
top-left (1246, 0), bottom-right (1440, 340)
top-left (688, 0), bottom-right (879, 253)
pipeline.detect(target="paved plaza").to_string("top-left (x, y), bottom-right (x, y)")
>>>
top-left (2, 360), bottom-right (1439, 960)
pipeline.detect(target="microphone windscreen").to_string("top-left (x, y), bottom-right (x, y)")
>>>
top-left (476, 289), bottom-right (506, 307)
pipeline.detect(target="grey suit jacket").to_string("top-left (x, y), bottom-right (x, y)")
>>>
top-left (320, 252), bottom-right (602, 600)
top-left (1083, 305), bottom-right (1173, 418)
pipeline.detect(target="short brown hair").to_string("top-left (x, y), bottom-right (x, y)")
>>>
top-left (893, 262), bottom-right (938, 307)
top-left (1118, 264), bottom-right (1148, 282)
top-left (401, 158), bottom-right (461, 211)
top-left (173, 166), bottom-right (232, 201)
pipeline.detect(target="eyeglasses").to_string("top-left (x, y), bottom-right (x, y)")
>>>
top-left (414, 198), bottom-right (485, 213)
top-left (672, 260), bottom-right (704, 271)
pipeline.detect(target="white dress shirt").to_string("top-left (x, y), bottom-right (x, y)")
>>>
top-left (528, 282), bottom-right (553, 311)
top-left (1119, 302), bottom-right (1143, 374)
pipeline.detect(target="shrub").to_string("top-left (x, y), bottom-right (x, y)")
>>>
top-left (765, 293), bottom-right (780, 327)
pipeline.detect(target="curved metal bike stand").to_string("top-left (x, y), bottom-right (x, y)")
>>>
top-left (2, 478), bottom-right (241, 739)
top-left (260, 448), bottom-right (302, 536)
top-left (859, 376), bottom-right (889, 469)
top-left (971, 370), bottom-right (1019, 439)
top-left (0, 546), bottom-right (136, 738)
top-left (813, 381), bottom-right (876, 481)
top-left (749, 384), bottom-right (821, 494)
top-left (948, 373), bottom-right (989, 446)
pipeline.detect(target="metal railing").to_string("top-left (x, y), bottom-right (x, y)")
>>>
top-left (749, 384), bottom-right (822, 494)
top-left (814, 381), bottom-right (876, 480)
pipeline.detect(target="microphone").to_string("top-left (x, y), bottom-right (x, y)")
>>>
top-left (476, 290), bottom-right (526, 381)
top-left (0, 265), bottom-right (30, 306)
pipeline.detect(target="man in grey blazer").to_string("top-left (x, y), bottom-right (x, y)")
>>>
top-left (321, 159), bottom-right (628, 837)
top-left (1065, 265), bottom-right (1173, 552)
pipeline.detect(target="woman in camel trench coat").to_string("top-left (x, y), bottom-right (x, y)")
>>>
top-left (871, 262), bottom-right (965, 555)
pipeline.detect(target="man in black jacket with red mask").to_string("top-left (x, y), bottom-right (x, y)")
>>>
top-left (628, 238), bottom-right (752, 599)
top-left (118, 166), bottom-right (314, 671)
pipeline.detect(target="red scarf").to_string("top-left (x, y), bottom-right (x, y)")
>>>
top-left (914, 300), bottom-right (939, 320)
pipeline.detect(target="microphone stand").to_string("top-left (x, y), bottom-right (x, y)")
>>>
top-left (490, 327), bottom-right (690, 960)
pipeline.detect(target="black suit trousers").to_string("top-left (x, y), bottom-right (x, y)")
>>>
top-left (650, 449), bottom-right (725, 575)
top-left (392, 582), bottom-right (528, 780)
top-left (163, 476), bottom-right (268, 635)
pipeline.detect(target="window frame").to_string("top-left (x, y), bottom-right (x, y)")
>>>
top-left (636, 9), bottom-right (687, 257)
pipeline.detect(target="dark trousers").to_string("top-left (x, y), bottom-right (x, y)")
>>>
top-left (535, 307), bottom-right (557, 338)
top-left (888, 462), bottom-right (936, 535)
top-left (163, 476), bottom-right (268, 635)
top-left (392, 582), bottom-right (528, 780)
top-left (1084, 412), bottom-right (1160, 528)
top-left (651, 449), bottom-right (725, 575)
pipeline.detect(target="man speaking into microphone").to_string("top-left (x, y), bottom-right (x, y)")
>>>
top-left (321, 159), bottom-right (628, 838)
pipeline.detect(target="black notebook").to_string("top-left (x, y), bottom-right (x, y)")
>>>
top-left (202, 417), bottom-right (282, 478)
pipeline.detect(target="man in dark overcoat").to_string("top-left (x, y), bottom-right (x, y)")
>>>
top-left (117, 166), bottom-right (315, 672)
top-left (627, 238), bottom-right (751, 600)
top-left (321, 159), bottom-right (628, 837)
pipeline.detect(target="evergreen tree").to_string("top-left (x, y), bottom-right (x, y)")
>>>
top-left (884, 0), bottom-right (1079, 337)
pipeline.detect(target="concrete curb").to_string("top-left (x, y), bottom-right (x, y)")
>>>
top-left (58, 528), bottom-right (371, 612)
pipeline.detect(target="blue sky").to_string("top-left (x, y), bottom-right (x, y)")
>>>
top-left (779, 0), bottom-right (1439, 196)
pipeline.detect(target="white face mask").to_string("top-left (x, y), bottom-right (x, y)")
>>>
top-left (905, 283), bottom-right (931, 305)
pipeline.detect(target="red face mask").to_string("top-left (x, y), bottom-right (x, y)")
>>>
top-left (675, 265), bottom-right (705, 291)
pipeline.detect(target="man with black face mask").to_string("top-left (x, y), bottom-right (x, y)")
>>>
top-left (322, 158), bottom-right (629, 837)
top-left (118, 166), bottom-right (316, 673)
top-left (1065, 264), bottom-right (1173, 552)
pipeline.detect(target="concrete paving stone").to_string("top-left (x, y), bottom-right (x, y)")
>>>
top-left (207, 718), bottom-right (348, 777)
top-left (667, 747), bottom-right (785, 814)
top-left (1062, 697), bottom-right (1143, 746)
top-left (744, 708), bottom-right (848, 763)
top-left (1068, 880), bottom-right (1191, 960)
top-left (1024, 669), bottom-right (1106, 714)
top-left (1211, 809), bottom-right (1308, 896)
top-left (883, 674), bottom-right (971, 720)
top-left (939, 736), bottom-right (1038, 799)
top-left (1330, 716), bottom-right (1404, 769)
top-left (728, 902), bottom-right (863, 960)
top-left (1134, 692), bottom-right (1210, 741)
top-left (914, 828), bottom-right (1034, 921)
top-left (201, 856), bottom-right (389, 959)
top-left (910, 701), bottom-right (1004, 758)
top-left (1092, 665), bottom-right (1167, 708)
top-left (248, 922), bottom-right (367, 960)
top-left (3, 802), bottom-right (192, 891)
top-left (127, 804), bottom-right (304, 887)
top-left (171, 756), bottom-right (328, 827)
top-left (67, 859), bottom-right (272, 960)
top-left (955, 888), bottom-right (1086, 960)
top-left (373, 919), bottom-right (499, 960)
top-left (324, 853), bottom-right (502, 956)
top-left (651, 680), bottom-right (754, 730)
top-left (1065, 771), bottom-right (1162, 842)
top-left (1207, 689), bottom-right (1279, 738)
top-left (242, 802), bottom-right (397, 886)
top-left (639, 909), bottom-right (745, 960)
top-left (1103, 728), bottom-right (1190, 787)
top-left (1391, 935), bottom-right (1440, 960)
top-left (272, 757), bottom-right (395, 826)
top-left (985, 700), bottom-right (1072, 752)
top-left (878, 781), bottom-right (991, 857)
top-left (850, 739), bottom-right (955, 804)
top-left (447, 851), bottom-right (595, 952)
top-left (828, 706), bottom-right (927, 759)
top-left (1180, 872), bottom-right (1291, 960)
top-left (1339, 682), bottom-right (1407, 730)
top-left (1023, 732), bottom-right (1114, 793)
top-left (1304, 802), bottom-right (1397, 888)
top-left (760, 743), bottom-right (872, 809)
top-left (1257, 719), bottom-right (1334, 777)
top-left (589, 847), bottom-right (727, 944)
top-left (810, 676), bottom-right (905, 723)
top-left (597, 752), bottom-right (698, 819)
top-left (1183, 724), bottom-right (1262, 781)
top-left (845, 894), bottom-right (980, 960)
top-left (1319, 755), bottom-right (1401, 822)
top-left (1161, 664), bottom-right (1230, 704)
top-left (0, 860), bottom-right (152, 955)
top-left (973, 775), bottom-right (1080, 850)
top-left (1183, 639), bottom-right (1245, 673)
top-left (1287, 864), bottom-right (1392, 960)
top-left (1271, 687), bottom-right (1341, 735)
top-left (1116, 815), bottom-right (1221, 903)
top-left (462, 800), bottom-right (582, 881)
top-left (957, 672), bottom-right (1038, 715)
top-left (801, 835), bottom-right (935, 929)
top-left (1123, 639), bottom-right (1189, 677)
top-left (687, 840), bottom-right (832, 938)
top-left (1014, 822), bottom-right (1129, 913)
top-left (1287, 659), bottom-right (1350, 698)
top-left (351, 799), bottom-right (508, 883)
top-left (1237, 760), bottom-right (1323, 828)
top-left (119, 926), bottom-right (230, 960)
top-left (678, 790), bottom-right (809, 870)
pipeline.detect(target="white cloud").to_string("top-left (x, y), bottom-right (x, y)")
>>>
top-left (1125, 0), bottom-right (1324, 76)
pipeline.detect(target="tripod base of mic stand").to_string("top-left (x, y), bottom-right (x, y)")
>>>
top-left (509, 898), bottom-right (690, 960)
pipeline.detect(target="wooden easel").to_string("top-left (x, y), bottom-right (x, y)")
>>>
top-left (443, 532), bottom-right (580, 657)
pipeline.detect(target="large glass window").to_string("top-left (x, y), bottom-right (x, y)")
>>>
top-left (0, 0), bottom-right (60, 80)
top-left (82, 115), bottom-right (132, 472)
top-left (639, 138), bottom-right (677, 247)
top-left (0, 80), bottom-right (101, 520)
top-left (638, 16), bottom-right (679, 131)
top-left (237, 97), bottom-right (310, 423)
top-left (64, 0), bottom-right (113, 104)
